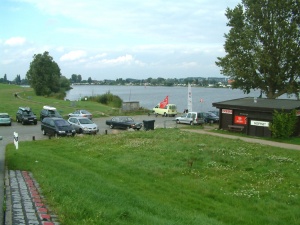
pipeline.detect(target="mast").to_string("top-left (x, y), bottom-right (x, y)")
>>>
top-left (188, 83), bottom-right (192, 112)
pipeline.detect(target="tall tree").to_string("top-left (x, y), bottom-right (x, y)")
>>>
top-left (13, 74), bottom-right (21, 85)
top-left (26, 51), bottom-right (61, 96)
top-left (216, 0), bottom-right (300, 99)
top-left (3, 74), bottom-right (8, 83)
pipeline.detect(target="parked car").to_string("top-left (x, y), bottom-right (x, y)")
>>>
top-left (41, 117), bottom-right (76, 137)
top-left (201, 112), bottom-right (219, 124)
top-left (175, 112), bottom-right (205, 125)
top-left (40, 106), bottom-right (62, 121)
top-left (208, 110), bottom-right (219, 117)
top-left (68, 109), bottom-right (92, 120)
top-left (152, 104), bottom-right (177, 117)
top-left (0, 113), bottom-right (11, 126)
top-left (68, 117), bottom-right (99, 134)
top-left (106, 116), bottom-right (143, 130)
top-left (16, 107), bottom-right (37, 125)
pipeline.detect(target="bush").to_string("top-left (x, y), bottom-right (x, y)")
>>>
top-left (269, 109), bottom-right (297, 138)
top-left (88, 92), bottom-right (122, 108)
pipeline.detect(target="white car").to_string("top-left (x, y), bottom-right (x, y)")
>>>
top-left (68, 117), bottom-right (99, 134)
top-left (152, 104), bottom-right (177, 117)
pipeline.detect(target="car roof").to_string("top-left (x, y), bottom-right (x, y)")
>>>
top-left (69, 116), bottom-right (91, 120)
top-left (0, 113), bottom-right (9, 115)
top-left (19, 107), bottom-right (31, 111)
top-left (43, 105), bottom-right (57, 110)
top-left (44, 117), bottom-right (65, 121)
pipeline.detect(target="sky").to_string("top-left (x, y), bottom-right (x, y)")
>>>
top-left (1, 0), bottom-right (241, 81)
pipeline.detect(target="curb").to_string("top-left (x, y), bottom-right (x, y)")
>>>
top-left (5, 170), bottom-right (59, 225)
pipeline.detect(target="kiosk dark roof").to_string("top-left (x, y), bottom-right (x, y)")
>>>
top-left (212, 97), bottom-right (300, 138)
top-left (213, 97), bottom-right (300, 113)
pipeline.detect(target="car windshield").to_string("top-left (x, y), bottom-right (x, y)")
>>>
top-left (79, 118), bottom-right (93, 124)
top-left (49, 110), bottom-right (61, 116)
top-left (81, 110), bottom-right (90, 114)
top-left (23, 111), bottom-right (33, 116)
top-left (0, 115), bottom-right (9, 118)
top-left (207, 113), bottom-right (217, 117)
top-left (54, 120), bottom-right (70, 127)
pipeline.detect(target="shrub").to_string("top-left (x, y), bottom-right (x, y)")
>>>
top-left (88, 92), bottom-right (123, 108)
top-left (269, 109), bottom-right (297, 138)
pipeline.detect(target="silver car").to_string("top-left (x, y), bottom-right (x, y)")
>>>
top-left (0, 113), bottom-right (12, 126)
top-left (68, 110), bottom-right (92, 120)
top-left (175, 112), bottom-right (205, 125)
top-left (68, 117), bottom-right (99, 134)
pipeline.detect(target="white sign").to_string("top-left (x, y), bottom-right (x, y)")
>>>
top-left (14, 132), bottom-right (18, 150)
top-left (250, 120), bottom-right (270, 127)
top-left (222, 109), bottom-right (232, 114)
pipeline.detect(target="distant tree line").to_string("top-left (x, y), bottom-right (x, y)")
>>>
top-left (68, 76), bottom-right (229, 87)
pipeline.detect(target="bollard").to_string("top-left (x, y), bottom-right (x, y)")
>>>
top-left (32, 136), bottom-right (35, 141)
top-left (105, 130), bottom-right (107, 135)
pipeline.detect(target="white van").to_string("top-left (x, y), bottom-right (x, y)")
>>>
top-left (152, 104), bottom-right (177, 117)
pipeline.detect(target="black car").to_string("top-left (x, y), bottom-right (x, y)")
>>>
top-left (106, 116), bottom-right (143, 130)
top-left (41, 117), bottom-right (76, 137)
top-left (202, 112), bottom-right (219, 124)
top-left (16, 107), bottom-right (37, 125)
top-left (40, 106), bottom-right (62, 121)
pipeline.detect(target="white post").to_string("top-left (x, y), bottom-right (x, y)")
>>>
top-left (14, 132), bottom-right (18, 150)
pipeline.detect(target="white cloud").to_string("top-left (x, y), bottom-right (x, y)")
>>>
top-left (60, 50), bottom-right (87, 61)
top-left (101, 54), bottom-right (134, 65)
top-left (4, 37), bottom-right (26, 46)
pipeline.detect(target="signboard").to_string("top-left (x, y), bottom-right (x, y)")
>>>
top-left (222, 109), bottom-right (232, 114)
top-left (234, 115), bottom-right (247, 125)
top-left (250, 120), bottom-right (270, 127)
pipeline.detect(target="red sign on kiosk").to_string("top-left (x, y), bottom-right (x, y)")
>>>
top-left (234, 115), bottom-right (247, 125)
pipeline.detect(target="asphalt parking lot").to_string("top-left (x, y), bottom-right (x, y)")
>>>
top-left (0, 114), bottom-right (178, 143)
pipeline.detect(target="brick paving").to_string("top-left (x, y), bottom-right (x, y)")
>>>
top-left (5, 170), bottom-right (59, 225)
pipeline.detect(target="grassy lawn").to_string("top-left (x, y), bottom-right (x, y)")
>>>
top-left (0, 84), bottom-right (147, 119)
top-left (6, 129), bottom-right (300, 225)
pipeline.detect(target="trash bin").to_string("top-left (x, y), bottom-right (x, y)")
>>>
top-left (143, 120), bottom-right (155, 131)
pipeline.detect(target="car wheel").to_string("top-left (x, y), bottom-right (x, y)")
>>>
top-left (190, 121), bottom-right (194, 126)
top-left (34, 122), bottom-right (37, 125)
top-left (78, 128), bottom-right (83, 134)
top-left (110, 125), bottom-right (114, 129)
top-left (16, 118), bottom-right (19, 123)
top-left (21, 120), bottom-right (25, 125)
top-left (42, 129), bottom-right (46, 135)
top-left (9, 123), bottom-right (11, 126)
top-left (176, 120), bottom-right (180, 124)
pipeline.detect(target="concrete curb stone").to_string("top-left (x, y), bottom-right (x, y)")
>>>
top-left (5, 170), bottom-right (59, 225)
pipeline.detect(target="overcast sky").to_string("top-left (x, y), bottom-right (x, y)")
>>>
top-left (1, 0), bottom-right (241, 81)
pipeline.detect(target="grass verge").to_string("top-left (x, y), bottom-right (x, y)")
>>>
top-left (6, 129), bottom-right (300, 225)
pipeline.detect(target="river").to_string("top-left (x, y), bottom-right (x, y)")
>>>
top-left (65, 85), bottom-right (266, 112)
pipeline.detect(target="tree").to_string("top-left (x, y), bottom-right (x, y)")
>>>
top-left (26, 51), bottom-right (61, 96)
top-left (88, 77), bottom-right (92, 84)
top-left (216, 0), bottom-right (300, 99)
top-left (14, 74), bottom-right (21, 85)
top-left (60, 76), bottom-right (71, 91)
